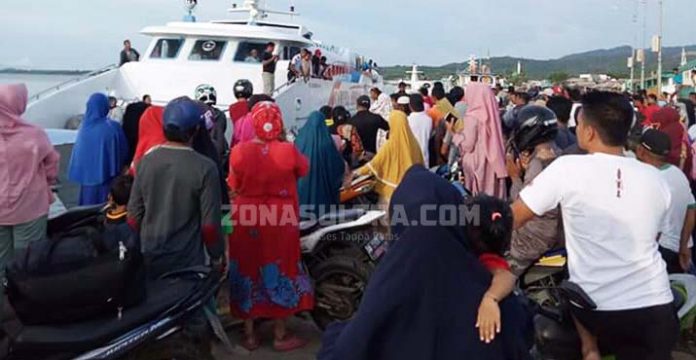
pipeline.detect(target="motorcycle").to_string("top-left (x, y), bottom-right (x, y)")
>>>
top-left (2, 206), bottom-right (228, 360)
top-left (432, 163), bottom-right (472, 198)
top-left (339, 175), bottom-right (378, 206)
top-left (523, 251), bottom-right (696, 360)
top-left (300, 208), bottom-right (387, 330)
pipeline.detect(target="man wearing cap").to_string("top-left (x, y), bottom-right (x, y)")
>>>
top-left (128, 97), bottom-right (226, 279)
top-left (350, 95), bottom-right (390, 156)
top-left (637, 129), bottom-right (695, 274)
top-left (395, 95), bottom-right (411, 115)
top-left (407, 94), bottom-right (432, 165)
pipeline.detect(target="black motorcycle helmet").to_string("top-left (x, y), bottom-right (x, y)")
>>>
top-left (509, 105), bottom-right (558, 156)
top-left (233, 79), bottom-right (253, 99)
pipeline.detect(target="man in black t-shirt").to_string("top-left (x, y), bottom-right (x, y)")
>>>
top-left (261, 42), bottom-right (279, 95)
top-left (350, 95), bottom-right (389, 155)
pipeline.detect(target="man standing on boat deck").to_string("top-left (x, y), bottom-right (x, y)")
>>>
top-left (262, 42), bottom-right (279, 96)
top-left (119, 40), bottom-right (140, 67)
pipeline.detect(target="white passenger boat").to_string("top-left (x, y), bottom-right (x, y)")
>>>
top-left (25, 0), bottom-right (384, 138)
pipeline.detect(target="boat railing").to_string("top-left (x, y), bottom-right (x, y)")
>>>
top-left (28, 64), bottom-right (118, 102)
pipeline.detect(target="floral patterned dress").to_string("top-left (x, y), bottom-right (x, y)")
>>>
top-left (227, 140), bottom-right (314, 319)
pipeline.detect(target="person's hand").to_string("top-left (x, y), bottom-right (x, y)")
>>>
top-left (518, 151), bottom-right (532, 171)
top-left (476, 294), bottom-right (501, 344)
top-left (444, 119), bottom-right (454, 133)
top-left (506, 154), bottom-right (522, 180)
top-left (680, 246), bottom-right (692, 272)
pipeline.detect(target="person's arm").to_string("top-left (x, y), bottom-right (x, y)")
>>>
top-left (127, 164), bottom-right (146, 232)
top-left (680, 207), bottom-right (696, 271)
top-left (262, 54), bottom-right (275, 66)
top-left (42, 137), bottom-right (60, 186)
top-left (119, 51), bottom-right (127, 67)
top-left (452, 116), bottom-right (478, 153)
top-left (200, 164), bottom-right (225, 264)
top-left (476, 266), bottom-right (516, 342)
top-left (295, 147), bottom-right (310, 178)
top-left (134, 49), bottom-right (140, 60)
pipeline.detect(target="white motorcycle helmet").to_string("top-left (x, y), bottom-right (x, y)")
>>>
top-left (194, 84), bottom-right (217, 106)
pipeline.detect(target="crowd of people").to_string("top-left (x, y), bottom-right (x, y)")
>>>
top-left (3, 72), bottom-right (696, 358)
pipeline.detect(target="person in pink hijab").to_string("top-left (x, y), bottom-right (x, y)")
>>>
top-left (451, 83), bottom-right (508, 198)
top-left (0, 83), bottom-right (59, 309)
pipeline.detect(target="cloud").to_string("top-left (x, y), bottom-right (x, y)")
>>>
top-left (1, 0), bottom-right (694, 69)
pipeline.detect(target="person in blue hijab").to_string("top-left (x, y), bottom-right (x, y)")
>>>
top-left (318, 166), bottom-right (532, 360)
top-left (295, 111), bottom-right (347, 215)
top-left (68, 93), bottom-right (128, 205)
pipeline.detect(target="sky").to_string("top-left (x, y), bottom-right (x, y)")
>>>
top-left (1, 0), bottom-right (694, 69)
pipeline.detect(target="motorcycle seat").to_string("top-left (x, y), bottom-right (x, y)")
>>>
top-left (47, 204), bottom-right (105, 236)
top-left (300, 209), bottom-right (367, 237)
top-left (317, 209), bottom-right (366, 224)
top-left (8, 276), bottom-right (201, 357)
top-left (559, 281), bottom-right (597, 310)
top-left (299, 219), bottom-right (318, 237)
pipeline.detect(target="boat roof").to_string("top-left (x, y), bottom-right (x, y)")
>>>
top-left (140, 21), bottom-right (314, 44)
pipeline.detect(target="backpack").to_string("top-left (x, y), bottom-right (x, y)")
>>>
top-left (6, 220), bottom-right (145, 325)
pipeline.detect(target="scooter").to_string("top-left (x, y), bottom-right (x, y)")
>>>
top-left (525, 251), bottom-right (696, 360)
top-left (2, 206), bottom-right (227, 360)
top-left (300, 208), bottom-right (387, 330)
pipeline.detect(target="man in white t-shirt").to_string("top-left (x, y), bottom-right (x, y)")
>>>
top-left (407, 94), bottom-right (432, 165)
top-left (636, 128), bottom-right (696, 274)
top-left (511, 92), bottom-right (678, 360)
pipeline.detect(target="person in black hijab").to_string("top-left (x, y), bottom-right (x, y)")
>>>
top-left (121, 101), bottom-right (150, 165)
top-left (318, 166), bottom-right (531, 360)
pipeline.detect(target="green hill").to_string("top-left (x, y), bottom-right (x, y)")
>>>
top-left (382, 45), bottom-right (696, 80)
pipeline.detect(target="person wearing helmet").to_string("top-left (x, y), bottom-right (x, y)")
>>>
top-left (228, 79), bottom-right (253, 137)
top-left (128, 96), bottom-right (225, 280)
top-left (195, 84), bottom-right (228, 162)
top-left (505, 105), bottom-right (562, 276)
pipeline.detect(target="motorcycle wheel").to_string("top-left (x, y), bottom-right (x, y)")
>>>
top-left (310, 255), bottom-right (372, 330)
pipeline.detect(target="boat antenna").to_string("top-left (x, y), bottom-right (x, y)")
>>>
top-left (228, 0), bottom-right (300, 24)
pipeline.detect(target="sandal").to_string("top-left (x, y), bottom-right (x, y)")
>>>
top-left (273, 334), bottom-right (308, 352)
top-left (240, 335), bottom-right (260, 352)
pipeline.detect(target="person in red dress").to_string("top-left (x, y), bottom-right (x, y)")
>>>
top-left (227, 101), bottom-right (313, 352)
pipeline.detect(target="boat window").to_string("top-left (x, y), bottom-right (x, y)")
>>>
top-left (283, 46), bottom-right (301, 61)
top-left (150, 38), bottom-right (183, 59)
top-left (234, 41), bottom-right (267, 63)
top-left (188, 40), bottom-right (226, 61)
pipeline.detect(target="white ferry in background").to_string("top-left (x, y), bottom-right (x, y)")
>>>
top-left (25, 0), bottom-right (384, 137)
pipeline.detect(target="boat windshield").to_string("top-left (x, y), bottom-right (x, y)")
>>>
top-left (150, 38), bottom-right (183, 59)
top-left (234, 41), bottom-right (267, 63)
top-left (189, 40), bottom-right (226, 61)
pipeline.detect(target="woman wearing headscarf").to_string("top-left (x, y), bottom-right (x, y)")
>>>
top-left (0, 84), bottom-right (60, 311)
top-left (652, 106), bottom-right (692, 176)
top-left (318, 166), bottom-right (531, 360)
top-left (227, 102), bottom-right (313, 352)
top-left (295, 111), bottom-right (348, 215)
top-left (354, 110), bottom-right (424, 204)
top-left (232, 94), bottom-right (274, 148)
top-left (121, 101), bottom-right (150, 166)
top-left (68, 93), bottom-right (128, 205)
top-left (131, 106), bottom-right (166, 169)
top-left (452, 82), bottom-right (508, 198)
